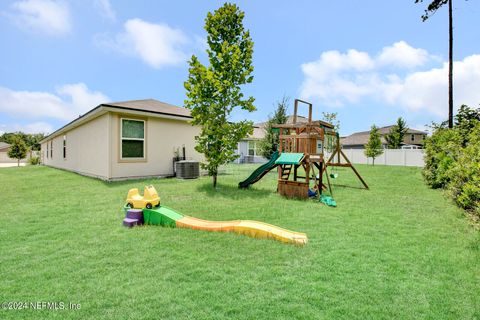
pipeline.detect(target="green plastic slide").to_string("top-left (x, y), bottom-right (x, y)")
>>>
top-left (238, 151), bottom-right (279, 188)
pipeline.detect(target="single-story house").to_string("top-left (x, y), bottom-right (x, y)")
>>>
top-left (40, 99), bottom-right (202, 181)
top-left (0, 142), bottom-right (13, 163)
top-left (235, 114), bottom-right (334, 163)
top-left (235, 124), bottom-right (266, 164)
top-left (341, 125), bottom-right (428, 149)
top-left (0, 142), bottom-right (35, 164)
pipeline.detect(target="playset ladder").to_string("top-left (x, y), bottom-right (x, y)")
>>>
top-left (281, 164), bottom-right (293, 180)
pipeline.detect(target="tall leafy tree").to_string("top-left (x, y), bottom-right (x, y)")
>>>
top-left (385, 117), bottom-right (408, 149)
top-left (0, 132), bottom-right (46, 150)
top-left (8, 138), bottom-right (28, 167)
top-left (184, 3), bottom-right (255, 188)
top-left (454, 104), bottom-right (480, 146)
top-left (25, 133), bottom-right (46, 151)
top-left (415, 0), bottom-right (455, 128)
top-left (364, 125), bottom-right (383, 166)
top-left (321, 112), bottom-right (340, 132)
top-left (322, 112), bottom-right (341, 152)
top-left (259, 96), bottom-right (288, 159)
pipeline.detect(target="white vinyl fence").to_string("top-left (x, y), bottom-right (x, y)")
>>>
top-left (330, 149), bottom-right (425, 167)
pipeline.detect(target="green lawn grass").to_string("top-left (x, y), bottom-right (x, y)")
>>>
top-left (0, 164), bottom-right (479, 319)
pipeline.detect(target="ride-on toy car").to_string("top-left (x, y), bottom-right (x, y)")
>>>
top-left (126, 185), bottom-right (160, 209)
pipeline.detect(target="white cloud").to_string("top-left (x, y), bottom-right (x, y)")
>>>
top-left (302, 49), bottom-right (375, 82)
top-left (93, 0), bottom-right (115, 22)
top-left (0, 122), bottom-right (53, 134)
top-left (7, 0), bottom-right (71, 35)
top-left (96, 18), bottom-right (189, 68)
top-left (384, 55), bottom-right (480, 116)
top-left (377, 41), bottom-right (433, 69)
top-left (0, 83), bottom-right (109, 121)
top-left (300, 41), bottom-right (480, 117)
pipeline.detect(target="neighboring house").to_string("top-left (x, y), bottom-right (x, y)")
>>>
top-left (40, 99), bottom-right (202, 181)
top-left (0, 142), bottom-right (13, 163)
top-left (341, 126), bottom-right (427, 149)
top-left (0, 142), bottom-right (40, 165)
top-left (0, 142), bottom-right (41, 165)
top-left (235, 114), bottom-right (334, 163)
top-left (236, 124), bottom-right (266, 164)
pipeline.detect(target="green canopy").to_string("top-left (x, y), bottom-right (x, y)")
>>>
top-left (275, 153), bottom-right (304, 165)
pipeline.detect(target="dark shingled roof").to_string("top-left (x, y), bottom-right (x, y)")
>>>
top-left (103, 99), bottom-right (192, 118)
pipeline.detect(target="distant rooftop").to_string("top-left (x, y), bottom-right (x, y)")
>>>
top-left (341, 125), bottom-right (427, 146)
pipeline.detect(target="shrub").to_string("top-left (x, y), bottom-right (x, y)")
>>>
top-left (446, 123), bottom-right (480, 214)
top-left (29, 156), bottom-right (40, 165)
top-left (422, 127), bottom-right (462, 188)
top-left (423, 105), bottom-right (480, 217)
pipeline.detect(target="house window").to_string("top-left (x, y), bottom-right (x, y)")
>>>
top-left (411, 134), bottom-right (415, 142)
top-left (63, 135), bottom-right (67, 159)
top-left (50, 140), bottom-right (53, 158)
top-left (46, 143), bottom-right (49, 159)
top-left (248, 141), bottom-right (258, 156)
top-left (121, 118), bottom-right (145, 159)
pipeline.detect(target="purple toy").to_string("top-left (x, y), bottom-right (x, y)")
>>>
top-left (123, 209), bottom-right (144, 228)
top-left (126, 209), bottom-right (144, 224)
top-left (123, 218), bottom-right (139, 228)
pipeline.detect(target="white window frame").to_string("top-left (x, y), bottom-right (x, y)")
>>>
top-left (248, 141), bottom-right (257, 156)
top-left (46, 142), bottom-right (49, 159)
top-left (120, 118), bottom-right (146, 160)
top-left (63, 135), bottom-right (67, 159)
top-left (50, 140), bottom-right (53, 158)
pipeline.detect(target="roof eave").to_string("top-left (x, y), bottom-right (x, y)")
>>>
top-left (40, 104), bottom-right (194, 143)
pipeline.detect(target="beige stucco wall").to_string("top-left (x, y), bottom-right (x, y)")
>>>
top-left (108, 112), bottom-right (202, 179)
top-left (403, 133), bottom-right (426, 145)
top-left (41, 113), bottom-right (110, 179)
top-left (0, 151), bottom-right (32, 163)
top-left (0, 148), bottom-right (37, 163)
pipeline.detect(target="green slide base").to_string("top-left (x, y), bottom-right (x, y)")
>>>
top-left (143, 206), bottom-right (184, 227)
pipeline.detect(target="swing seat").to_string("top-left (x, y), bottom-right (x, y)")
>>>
top-left (320, 195), bottom-right (337, 207)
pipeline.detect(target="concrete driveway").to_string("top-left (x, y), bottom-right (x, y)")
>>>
top-left (0, 163), bottom-right (27, 168)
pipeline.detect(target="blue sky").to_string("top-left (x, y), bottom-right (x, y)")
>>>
top-left (0, 0), bottom-right (478, 136)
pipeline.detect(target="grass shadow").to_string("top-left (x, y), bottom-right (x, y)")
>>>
top-left (196, 181), bottom-right (274, 199)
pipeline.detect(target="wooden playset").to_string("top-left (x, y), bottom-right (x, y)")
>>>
top-left (239, 98), bottom-right (368, 200)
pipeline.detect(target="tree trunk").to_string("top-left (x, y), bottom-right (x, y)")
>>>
top-left (448, 0), bottom-right (454, 128)
top-left (372, 158), bottom-right (375, 166)
top-left (17, 159), bottom-right (20, 167)
top-left (212, 174), bottom-right (217, 188)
